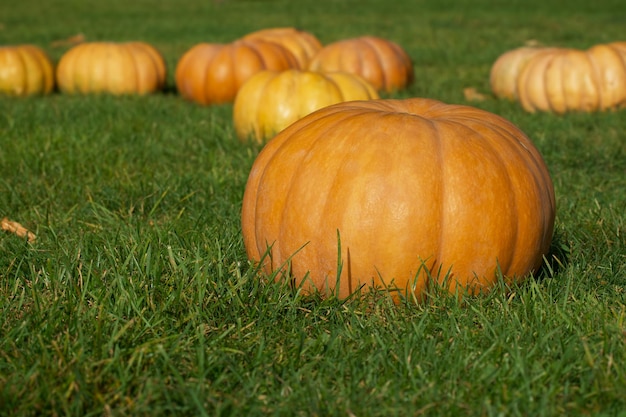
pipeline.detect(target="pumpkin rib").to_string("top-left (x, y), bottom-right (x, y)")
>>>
top-left (590, 44), bottom-right (626, 110)
top-left (427, 118), bottom-right (447, 292)
top-left (121, 45), bottom-right (139, 94)
top-left (439, 118), bottom-right (519, 276)
top-left (12, 49), bottom-right (28, 93)
top-left (24, 48), bottom-right (46, 94)
top-left (139, 43), bottom-right (167, 89)
top-left (127, 44), bottom-right (147, 93)
top-left (585, 48), bottom-right (604, 110)
top-left (200, 46), bottom-right (220, 104)
top-left (28, 45), bottom-right (54, 93)
top-left (275, 114), bottom-right (359, 274)
top-left (476, 117), bottom-right (556, 270)
top-left (361, 38), bottom-right (388, 93)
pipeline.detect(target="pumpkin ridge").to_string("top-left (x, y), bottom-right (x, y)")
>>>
top-left (426, 117), bottom-right (446, 292)
top-left (80, 44), bottom-right (95, 93)
top-left (585, 48), bottom-right (604, 111)
top-left (446, 118), bottom-right (520, 274)
top-left (124, 44), bottom-right (140, 93)
top-left (475, 116), bottom-right (556, 270)
top-left (327, 111), bottom-right (405, 294)
top-left (14, 49), bottom-right (28, 94)
top-left (275, 113), bottom-right (364, 276)
top-left (362, 37), bottom-right (388, 92)
top-left (202, 47), bottom-right (221, 104)
top-left (606, 44), bottom-right (626, 108)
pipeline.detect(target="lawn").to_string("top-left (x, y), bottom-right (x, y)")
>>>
top-left (1, 0), bottom-right (626, 416)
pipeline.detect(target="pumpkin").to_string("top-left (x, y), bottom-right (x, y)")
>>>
top-left (242, 27), bottom-right (323, 68)
top-left (490, 42), bottom-right (626, 113)
top-left (56, 41), bottom-right (166, 95)
top-left (0, 45), bottom-right (54, 96)
top-left (233, 69), bottom-right (379, 142)
top-left (175, 39), bottom-right (299, 105)
top-left (308, 36), bottom-right (414, 93)
top-left (241, 98), bottom-right (555, 301)
top-left (489, 46), bottom-right (552, 101)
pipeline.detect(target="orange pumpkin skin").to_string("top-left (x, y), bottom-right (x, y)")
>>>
top-left (233, 69), bottom-right (379, 142)
top-left (241, 98), bottom-right (556, 300)
top-left (491, 42), bottom-right (626, 113)
top-left (175, 39), bottom-right (299, 105)
top-left (56, 42), bottom-right (166, 95)
top-left (242, 27), bottom-right (322, 68)
top-left (0, 45), bottom-right (54, 96)
top-left (308, 36), bottom-right (414, 93)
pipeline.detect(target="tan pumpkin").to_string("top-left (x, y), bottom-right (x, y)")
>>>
top-left (242, 27), bottom-right (323, 68)
top-left (489, 46), bottom-right (552, 101)
top-left (241, 98), bottom-right (555, 301)
top-left (56, 41), bottom-right (166, 95)
top-left (490, 42), bottom-right (626, 112)
top-left (308, 36), bottom-right (414, 93)
top-left (0, 45), bottom-right (54, 96)
top-left (233, 69), bottom-right (379, 142)
top-left (175, 39), bottom-right (299, 105)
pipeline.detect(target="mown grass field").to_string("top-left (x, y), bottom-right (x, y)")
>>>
top-left (1, 0), bottom-right (625, 416)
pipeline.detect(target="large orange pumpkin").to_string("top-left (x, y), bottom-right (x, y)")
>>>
top-left (242, 27), bottom-right (323, 68)
top-left (175, 39), bottom-right (299, 105)
top-left (56, 41), bottom-right (166, 95)
top-left (0, 45), bottom-right (54, 96)
top-left (490, 42), bottom-right (626, 113)
top-left (241, 98), bottom-right (555, 300)
top-left (233, 69), bottom-right (379, 142)
top-left (308, 36), bottom-right (414, 93)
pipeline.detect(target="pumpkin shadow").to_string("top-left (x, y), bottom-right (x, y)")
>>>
top-left (534, 230), bottom-right (570, 282)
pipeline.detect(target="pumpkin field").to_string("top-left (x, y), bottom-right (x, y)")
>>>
top-left (1, 0), bottom-right (625, 415)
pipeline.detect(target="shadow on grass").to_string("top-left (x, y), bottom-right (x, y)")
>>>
top-left (535, 230), bottom-right (571, 282)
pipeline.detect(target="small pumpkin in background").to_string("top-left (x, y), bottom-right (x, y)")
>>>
top-left (175, 39), bottom-right (299, 105)
top-left (241, 98), bottom-right (555, 301)
top-left (490, 41), bottom-right (626, 113)
top-left (242, 27), bottom-right (323, 68)
top-left (233, 69), bottom-right (379, 142)
top-left (56, 41), bottom-right (167, 95)
top-left (0, 45), bottom-right (54, 96)
top-left (308, 36), bottom-right (414, 93)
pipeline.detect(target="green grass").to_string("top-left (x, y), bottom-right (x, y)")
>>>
top-left (1, 0), bottom-right (626, 415)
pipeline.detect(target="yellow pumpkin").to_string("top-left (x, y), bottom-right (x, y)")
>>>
top-left (0, 45), bottom-right (54, 96)
top-left (233, 69), bottom-right (379, 142)
top-left (490, 42), bottom-right (626, 112)
top-left (308, 36), bottom-right (414, 93)
top-left (56, 41), bottom-right (167, 95)
top-left (175, 39), bottom-right (299, 105)
top-left (241, 98), bottom-right (555, 301)
top-left (242, 27), bottom-right (323, 68)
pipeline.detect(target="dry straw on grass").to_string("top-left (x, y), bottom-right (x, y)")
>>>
top-left (1, 217), bottom-right (36, 242)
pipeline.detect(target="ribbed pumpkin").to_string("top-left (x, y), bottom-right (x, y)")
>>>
top-left (175, 39), bottom-right (299, 105)
top-left (308, 36), bottom-right (414, 93)
top-left (56, 41), bottom-right (166, 95)
top-left (489, 46), bottom-right (552, 101)
top-left (0, 45), bottom-right (54, 96)
top-left (242, 27), bottom-right (323, 68)
top-left (241, 98), bottom-right (555, 301)
top-left (490, 42), bottom-right (626, 113)
top-left (233, 69), bottom-right (379, 142)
